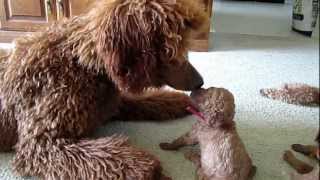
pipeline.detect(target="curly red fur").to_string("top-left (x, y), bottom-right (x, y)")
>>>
top-left (13, 135), bottom-right (167, 180)
top-left (0, 0), bottom-right (207, 179)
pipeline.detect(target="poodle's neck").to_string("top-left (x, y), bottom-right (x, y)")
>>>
top-left (61, 15), bottom-right (106, 73)
top-left (12, 14), bottom-right (105, 74)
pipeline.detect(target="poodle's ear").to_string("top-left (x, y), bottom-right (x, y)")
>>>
top-left (176, 0), bottom-right (209, 31)
top-left (94, 0), bottom-right (193, 92)
top-left (92, 0), bottom-right (162, 92)
top-left (101, 49), bottom-right (157, 93)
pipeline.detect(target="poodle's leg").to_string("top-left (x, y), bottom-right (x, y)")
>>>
top-left (292, 144), bottom-right (319, 160)
top-left (159, 131), bottom-right (198, 150)
top-left (283, 150), bottom-right (313, 174)
top-left (248, 166), bottom-right (257, 180)
top-left (13, 135), bottom-right (163, 179)
top-left (114, 90), bottom-right (193, 121)
top-left (0, 107), bottom-right (17, 152)
top-left (12, 89), bottom-right (165, 179)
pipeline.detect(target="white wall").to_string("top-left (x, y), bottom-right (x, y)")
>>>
top-left (312, 16), bottom-right (319, 39)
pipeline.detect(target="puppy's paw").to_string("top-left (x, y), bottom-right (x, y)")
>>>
top-left (184, 151), bottom-right (196, 160)
top-left (159, 142), bottom-right (178, 150)
top-left (184, 151), bottom-right (200, 163)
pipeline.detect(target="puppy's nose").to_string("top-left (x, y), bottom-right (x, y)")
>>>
top-left (191, 88), bottom-right (206, 99)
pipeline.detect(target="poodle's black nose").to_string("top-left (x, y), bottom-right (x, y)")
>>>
top-left (190, 74), bottom-right (204, 91)
top-left (195, 78), bottom-right (204, 89)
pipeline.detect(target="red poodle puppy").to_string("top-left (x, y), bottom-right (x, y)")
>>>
top-left (0, 0), bottom-right (207, 179)
top-left (160, 87), bottom-right (256, 180)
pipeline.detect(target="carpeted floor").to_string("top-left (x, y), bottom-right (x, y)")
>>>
top-left (0, 32), bottom-right (319, 180)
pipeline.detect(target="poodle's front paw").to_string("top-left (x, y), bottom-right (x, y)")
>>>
top-left (159, 142), bottom-right (179, 151)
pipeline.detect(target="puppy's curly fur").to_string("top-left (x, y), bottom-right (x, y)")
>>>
top-left (160, 88), bottom-right (256, 180)
top-left (260, 83), bottom-right (320, 106)
top-left (0, 0), bottom-right (207, 179)
top-left (160, 87), bottom-right (256, 180)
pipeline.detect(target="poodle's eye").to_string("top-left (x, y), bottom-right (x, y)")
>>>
top-left (184, 19), bottom-right (193, 28)
top-left (121, 68), bottom-right (129, 76)
top-left (168, 60), bottom-right (180, 66)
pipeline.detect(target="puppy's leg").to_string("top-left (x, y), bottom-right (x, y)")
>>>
top-left (184, 151), bottom-right (207, 180)
top-left (114, 90), bottom-right (192, 121)
top-left (292, 144), bottom-right (319, 160)
top-left (196, 168), bottom-right (209, 180)
top-left (159, 131), bottom-right (198, 150)
top-left (0, 106), bottom-right (17, 152)
top-left (283, 150), bottom-right (314, 174)
top-left (184, 151), bottom-right (201, 168)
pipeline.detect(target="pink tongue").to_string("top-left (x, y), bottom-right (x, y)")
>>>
top-left (186, 106), bottom-right (206, 122)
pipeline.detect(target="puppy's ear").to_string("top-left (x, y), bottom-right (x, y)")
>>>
top-left (208, 111), bottom-right (235, 130)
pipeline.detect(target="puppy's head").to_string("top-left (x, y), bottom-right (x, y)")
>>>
top-left (188, 87), bottom-right (235, 129)
top-left (93, 0), bottom-right (207, 93)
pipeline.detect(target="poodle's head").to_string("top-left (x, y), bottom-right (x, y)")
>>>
top-left (188, 87), bottom-right (235, 129)
top-left (93, 0), bottom-right (207, 93)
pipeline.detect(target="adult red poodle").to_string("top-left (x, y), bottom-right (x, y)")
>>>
top-left (0, 0), bottom-right (207, 179)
